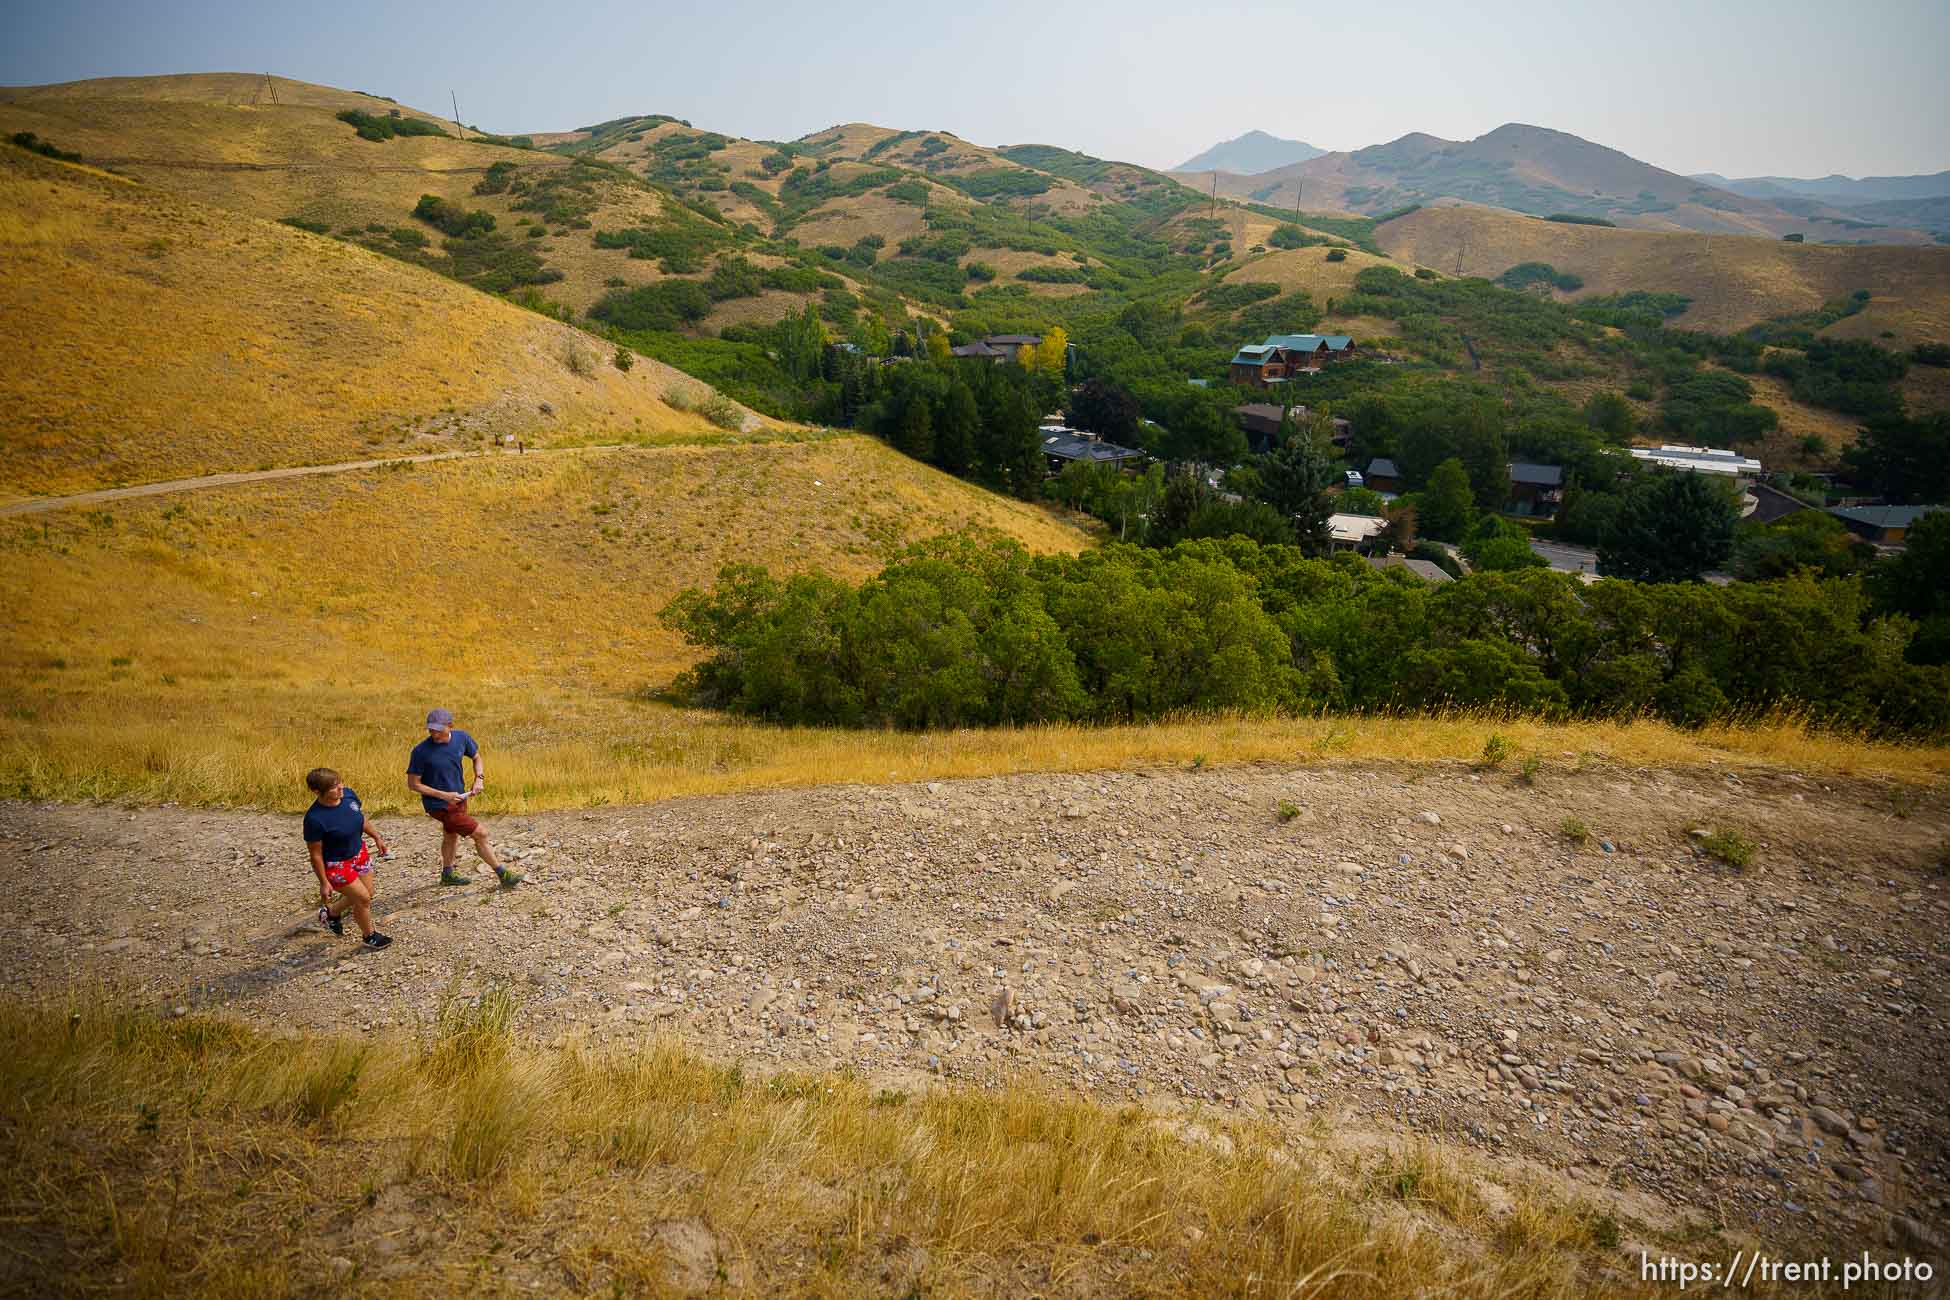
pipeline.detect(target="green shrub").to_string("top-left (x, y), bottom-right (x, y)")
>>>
top-left (1325, 248), bottom-right (1347, 262)
top-left (278, 216), bottom-right (331, 235)
top-left (886, 179), bottom-right (931, 205)
top-left (588, 280), bottom-right (714, 331)
top-left (413, 194), bottom-right (495, 239)
top-left (698, 393), bottom-right (744, 430)
top-left (1544, 213), bottom-right (1615, 227)
top-left (474, 160), bottom-right (518, 195)
top-left (1559, 817), bottom-right (1591, 846)
top-left (9, 131), bottom-right (80, 162)
top-left (336, 109), bottom-right (449, 142)
top-left (1017, 265), bottom-right (1090, 284)
top-left (613, 347), bottom-right (634, 372)
top-left (1696, 828), bottom-right (1755, 870)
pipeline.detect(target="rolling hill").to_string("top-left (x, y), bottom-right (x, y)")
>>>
top-left (1371, 202), bottom-right (1950, 344)
top-left (1174, 130), bottom-right (1327, 176)
top-left (1175, 123), bottom-right (1938, 244)
top-left (0, 143), bottom-right (768, 499)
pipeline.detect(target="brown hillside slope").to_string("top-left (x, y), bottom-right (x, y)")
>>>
top-left (1178, 124), bottom-right (1935, 245)
top-left (1375, 205), bottom-right (1950, 346)
top-left (0, 148), bottom-right (761, 500)
top-left (0, 75), bottom-right (695, 316)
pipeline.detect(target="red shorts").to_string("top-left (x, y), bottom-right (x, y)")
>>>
top-left (324, 844), bottom-right (372, 890)
top-left (426, 800), bottom-right (480, 836)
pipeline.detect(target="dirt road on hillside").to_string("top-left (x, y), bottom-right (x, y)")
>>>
top-left (4, 761), bottom-right (1946, 1256)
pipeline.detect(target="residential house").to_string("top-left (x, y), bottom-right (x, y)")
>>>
top-left (1366, 555), bottom-right (1453, 584)
top-left (1227, 334), bottom-right (1355, 388)
top-left (1628, 444), bottom-right (1763, 489)
top-left (1328, 512), bottom-right (1387, 551)
top-left (1827, 504), bottom-right (1942, 546)
top-left (949, 340), bottom-right (1006, 361)
top-left (1040, 426), bottom-right (1146, 476)
top-left (1746, 482), bottom-right (1813, 524)
top-left (983, 334), bottom-right (1043, 362)
top-left (1364, 458), bottom-right (1403, 494)
top-left (1231, 403), bottom-right (1352, 452)
top-left (1508, 462), bottom-right (1564, 515)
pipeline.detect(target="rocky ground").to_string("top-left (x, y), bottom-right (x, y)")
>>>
top-left (4, 759), bottom-right (1946, 1259)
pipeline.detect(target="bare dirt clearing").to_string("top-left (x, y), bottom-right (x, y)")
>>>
top-left (5, 759), bottom-right (1947, 1260)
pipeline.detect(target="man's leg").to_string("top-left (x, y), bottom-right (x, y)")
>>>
top-left (471, 826), bottom-right (522, 887)
top-left (439, 829), bottom-right (470, 885)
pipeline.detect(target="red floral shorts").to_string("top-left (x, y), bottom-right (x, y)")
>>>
top-left (323, 844), bottom-right (372, 890)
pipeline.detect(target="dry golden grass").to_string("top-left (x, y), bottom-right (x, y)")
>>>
top-left (1220, 243), bottom-right (1402, 303)
top-left (0, 991), bottom-right (1690, 1296)
top-left (1374, 205), bottom-right (1950, 347)
top-left (7, 432), bottom-right (1943, 813)
top-left (788, 188), bottom-right (935, 249)
top-left (0, 79), bottom-right (677, 318)
top-left (0, 148), bottom-right (756, 499)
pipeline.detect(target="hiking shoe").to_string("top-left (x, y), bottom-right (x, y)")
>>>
top-left (319, 908), bottom-right (344, 937)
top-left (439, 868), bottom-right (472, 886)
top-left (495, 866), bottom-right (524, 888)
top-left (362, 932), bottom-right (393, 951)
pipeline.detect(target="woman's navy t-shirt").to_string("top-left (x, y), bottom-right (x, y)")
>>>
top-left (303, 788), bottom-right (367, 862)
top-left (407, 730), bottom-right (477, 812)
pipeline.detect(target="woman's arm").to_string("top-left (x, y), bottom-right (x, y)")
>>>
top-left (362, 815), bottom-right (389, 856)
top-left (309, 841), bottom-right (331, 902)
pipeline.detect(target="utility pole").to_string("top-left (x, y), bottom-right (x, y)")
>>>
top-left (451, 90), bottom-right (463, 136)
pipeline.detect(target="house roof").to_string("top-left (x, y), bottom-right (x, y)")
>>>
top-left (1509, 461), bottom-right (1564, 487)
top-left (1748, 482), bottom-right (1813, 525)
top-left (950, 341), bottom-right (1004, 358)
top-left (1328, 512), bottom-right (1387, 543)
top-left (1229, 344), bottom-right (1276, 366)
top-left (1366, 457), bottom-right (1400, 479)
top-left (1629, 444), bottom-right (1762, 476)
top-left (1264, 334), bottom-right (1354, 351)
top-left (1828, 504), bottom-right (1942, 529)
top-left (1042, 434), bottom-right (1146, 464)
top-left (1367, 555), bottom-right (1453, 583)
top-left (984, 334), bottom-right (1042, 346)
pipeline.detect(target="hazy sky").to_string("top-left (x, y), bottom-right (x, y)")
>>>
top-left (6, 0), bottom-right (1947, 178)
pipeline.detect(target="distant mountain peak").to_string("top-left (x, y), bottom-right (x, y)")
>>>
top-left (1175, 130), bottom-right (1326, 176)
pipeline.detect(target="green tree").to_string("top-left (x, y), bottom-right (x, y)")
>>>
top-left (1869, 510), bottom-right (1950, 663)
top-left (1417, 458), bottom-right (1476, 542)
top-left (1842, 412), bottom-right (1950, 504)
top-left (934, 382), bottom-right (980, 476)
top-left (1582, 390), bottom-right (1635, 440)
top-left (1599, 472), bottom-right (1736, 582)
top-left (1257, 407), bottom-right (1337, 555)
top-left (895, 396), bottom-right (933, 461)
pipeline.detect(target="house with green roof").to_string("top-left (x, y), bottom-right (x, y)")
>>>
top-left (1227, 333), bottom-right (1356, 388)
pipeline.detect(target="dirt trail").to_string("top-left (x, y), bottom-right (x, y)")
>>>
top-left (3, 760), bottom-right (1946, 1254)
top-left (0, 443), bottom-right (607, 516)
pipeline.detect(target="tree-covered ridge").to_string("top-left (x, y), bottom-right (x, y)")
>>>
top-left (663, 535), bottom-right (1949, 737)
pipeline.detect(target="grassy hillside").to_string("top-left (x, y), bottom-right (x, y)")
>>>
top-left (1374, 204), bottom-right (1950, 345)
top-left (0, 436), bottom-right (1107, 806)
top-left (0, 147), bottom-right (759, 499)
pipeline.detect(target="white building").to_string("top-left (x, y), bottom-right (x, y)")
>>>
top-left (1628, 444), bottom-right (1763, 487)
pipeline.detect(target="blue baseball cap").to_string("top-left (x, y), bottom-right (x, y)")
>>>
top-left (425, 707), bottom-right (455, 730)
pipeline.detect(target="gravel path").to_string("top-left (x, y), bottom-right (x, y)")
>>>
top-left (4, 760), bottom-right (1945, 1254)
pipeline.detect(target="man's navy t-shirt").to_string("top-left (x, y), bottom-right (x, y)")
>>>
top-left (303, 788), bottom-right (367, 862)
top-left (408, 730), bottom-right (478, 812)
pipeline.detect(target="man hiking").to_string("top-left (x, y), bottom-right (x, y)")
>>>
top-left (407, 707), bottom-right (521, 888)
top-left (302, 767), bottom-right (393, 950)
